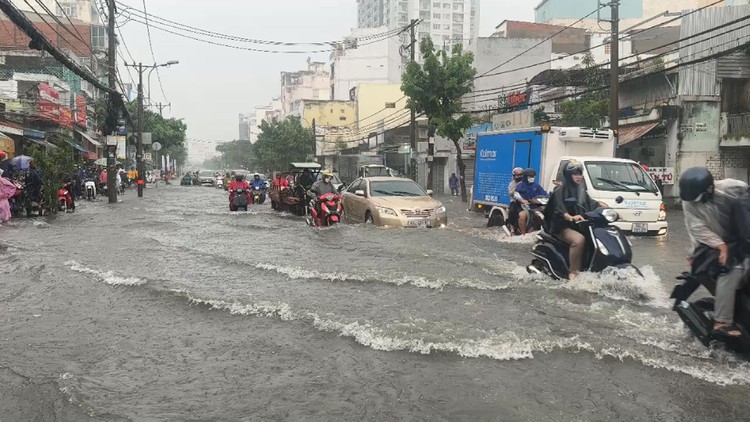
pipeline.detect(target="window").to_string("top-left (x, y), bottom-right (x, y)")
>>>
top-left (91, 25), bottom-right (107, 51)
top-left (433, 23), bottom-right (441, 29)
top-left (385, 102), bottom-right (396, 108)
top-left (605, 43), bottom-right (611, 54)
top-left (56, 2), bottom-right (78, 18)
top-left (433, 13), bottom-right (441, 19)
top-left (348, 180), bottom-right (364, 193)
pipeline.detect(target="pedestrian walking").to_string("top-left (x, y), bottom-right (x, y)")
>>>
top-left (449, 172), bottom-right (459, 196)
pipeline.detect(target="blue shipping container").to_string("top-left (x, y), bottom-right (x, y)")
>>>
top-left (473, 130), bottom-right (545, 206)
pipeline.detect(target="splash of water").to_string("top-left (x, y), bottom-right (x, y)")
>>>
top-left (65, 261), bottom-right (147, 286)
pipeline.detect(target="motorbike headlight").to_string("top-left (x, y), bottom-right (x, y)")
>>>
top-left (377, 206), bottom-right (398, 217)
top-left (435, 206), bottom-right (446, 214)
top-left (602, 209), bottom-right (618, 223)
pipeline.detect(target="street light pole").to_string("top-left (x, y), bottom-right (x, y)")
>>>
top-left (125, 60), bottom-right (179, 198)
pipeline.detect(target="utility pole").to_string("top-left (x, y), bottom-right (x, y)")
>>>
top-left (609, 0), bottom-right (620, 156)
top-left (136, 63), bottom-right (145, 198)
top-left (409, 19), bottom-right (417, 182)
top-left (153, 102), bottom-right (170, 117)
top-left (105, 0), bottom-right (117, 204)
top-left (311, 118), bottom-right (317, 160)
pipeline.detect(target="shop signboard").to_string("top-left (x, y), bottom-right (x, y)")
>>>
top-left (646, 167), bottom-right (675, 185)
top-left (38, 83), bottom-right (73, 128)
top-left (75, 94), bottom-right (87, 127)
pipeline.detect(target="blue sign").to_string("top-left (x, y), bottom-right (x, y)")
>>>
top-left (23, 129), bottom-right (45, 139)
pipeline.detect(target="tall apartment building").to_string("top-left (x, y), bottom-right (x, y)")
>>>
top-left (357, 0), bottom-right (479, 49)
top-left (280, 60), bottom-right (331, 118)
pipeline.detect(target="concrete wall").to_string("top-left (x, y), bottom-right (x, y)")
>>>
top-left (353, 83), bottom-right (409, 142)
top-left (535, 0), bottom-right (642, 23)
top-left (303, 100), bottom-right (357, 128)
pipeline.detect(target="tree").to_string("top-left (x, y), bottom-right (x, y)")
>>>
top-left (401, 36), bottom-right (477, 202)
top-left (125, 102), bottom-right (189, 166)
top-left (28, 143), bottom-right (76, 213)
top-left (559, 53), bottom-right (609, 128)
top-left (253, 117), bottom-right (313, 173)
top-left (215, 139), bottom-right (255, 169)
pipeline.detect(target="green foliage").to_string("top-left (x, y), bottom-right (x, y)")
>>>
top-left (559, 52), bottom-right (609, 128)
top-left (253, 117), bottom-right (313, 172)
top-left (28, 144), bottom-right (76, 212)
top-left (401, 36), bottom-right (477, 201)
top-left (125, 101), bottom-right (188, 165)
top-left (215, 139), bottom-right (255, 169)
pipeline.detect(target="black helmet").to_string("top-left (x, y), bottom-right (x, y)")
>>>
top-left (235, 174), bottom-right (243, 182)
top-left (679, 167), bottom-right (714, 202)
top-left (524, 168), bottom-right (536, 178)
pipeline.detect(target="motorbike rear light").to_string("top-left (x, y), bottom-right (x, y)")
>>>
top-left (137, 180), bottom-right (144, 186)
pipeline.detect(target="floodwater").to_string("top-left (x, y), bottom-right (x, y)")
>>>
top-left (1, 185), bottom-right (749, 421)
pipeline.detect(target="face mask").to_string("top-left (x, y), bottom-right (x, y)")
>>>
top-left (528, 177), bottom-right (535, 183)
top-left (514, 175), bottom-right (523, 181)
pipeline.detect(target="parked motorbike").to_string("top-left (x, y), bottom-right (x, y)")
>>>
top-left (307, 193), bottom-right (343, 227)
top-left (84, 179), bottom-right (97, 200)
top-left (229, 187), bottom-right (250, 212)
top-left (58, 182), bottom-right (75, 213)
top-left (527, 207), bottom-right (640, 280)
top-left (671, 245), bottom-right (750, 356)
top-left (251, 186), bottom-right (266, 205)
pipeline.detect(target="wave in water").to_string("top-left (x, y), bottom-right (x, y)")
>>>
top-left (65, 260), bottom-right (147, 286)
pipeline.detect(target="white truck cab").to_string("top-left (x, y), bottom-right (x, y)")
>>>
top-left (549, 156), bottom-right (668, 236)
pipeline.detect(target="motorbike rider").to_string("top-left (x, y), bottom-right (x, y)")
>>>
top-left (546, 160), bottom-right (602, 280)
top-left (273, 173), bottom-right (289, 190)
top-left (26, 160), bottom-right (43, 204)
top-left (228, 173), bottom-right (249, 191)
top-left (515, 168), bottom-right (548, 234)
top-left (680, 167), bottom-right (747, 337)
top-left (506, 167), bottom-right (526, 230)
top-left (308, 170), bottom-right (338, 213)
top-left (251, 173), bottom-right (265, 190)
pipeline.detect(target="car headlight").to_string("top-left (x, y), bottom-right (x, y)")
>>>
top-left (435, 206), bottom-right (446, 214)
top-left (602, 208), bottom-right (618, 223)
top-left (377, 206), bottom-right (398, 217)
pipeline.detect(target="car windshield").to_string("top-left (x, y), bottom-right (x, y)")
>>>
top-left (585, 162), bottom-right (658, 193)
top-left (370, 181), bottom-right (426, 197)
top-left (199, 171), bottom-right (213, 177)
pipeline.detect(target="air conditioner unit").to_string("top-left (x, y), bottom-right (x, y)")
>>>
top-left (558, 127), bottom-right (611, 142)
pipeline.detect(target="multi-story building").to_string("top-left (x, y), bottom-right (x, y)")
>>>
top-left (356, 0), bottom-right (479, 51)
top-left (534, 0), bottom-right (728, 31)
top-left (280, 60), bottom-right (331, 118)
top-left (248, 98), bottom-right (281, 143)
top-left (0, 1), bottom-right (107, 158)
top-left (238, 113), bottom-right (250, 141)
top-left (330, 27), bottom-right (403, 101)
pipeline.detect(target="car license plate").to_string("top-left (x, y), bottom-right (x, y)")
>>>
top-left (408, 219), bottom-right (429, 228)
top-left (632, 223), bottom-right (649, 233)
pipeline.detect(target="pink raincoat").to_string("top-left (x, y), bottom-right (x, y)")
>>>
top-left (0, 176), bottom-right (17, 223)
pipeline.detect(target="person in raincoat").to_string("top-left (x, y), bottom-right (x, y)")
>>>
top-left (449, 173), bottom-right (459, 196)
top-left (0, 165), bottom-right (17, 223)
top-left (680, 167), bottom-right (748, 338)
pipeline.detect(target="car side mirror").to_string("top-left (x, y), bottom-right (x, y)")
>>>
top-left (337, 184), bottom-right (345, 193)
top-left (426, 189), bottom-right (434, 196)
top-left (355, 189), bottom-right (365, 197)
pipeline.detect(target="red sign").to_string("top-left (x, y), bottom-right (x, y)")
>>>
top-left (75, 94), bottom-right (87, 127)
top-left (37, 83), bottom-right (73, 128)
top-left (506, 91), bottom-right (530, 109)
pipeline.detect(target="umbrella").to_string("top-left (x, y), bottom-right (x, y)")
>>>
top-left (8, 155), bottom-right (33, 171)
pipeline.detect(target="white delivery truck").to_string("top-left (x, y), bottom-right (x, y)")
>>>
top-left (473, 126), bottom-right (667, 236)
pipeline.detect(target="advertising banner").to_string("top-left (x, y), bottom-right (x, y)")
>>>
top-left (491, 109), bottom-right (534, 131)
top-left (38, 83), bottom-right (73, 128)
top-left (75, 94), bottom-right (87, 127)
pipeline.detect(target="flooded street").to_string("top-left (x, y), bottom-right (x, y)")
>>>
top-left (2, 185), bottom-right (750, 421)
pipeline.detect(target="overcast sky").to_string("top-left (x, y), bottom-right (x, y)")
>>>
top-left (117, 0), bottom-right (536, 144)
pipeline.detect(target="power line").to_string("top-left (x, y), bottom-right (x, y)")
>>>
top-left (140, 0), bottom-right (168, 103)
top-left (22, 0), bottom-right (88, 57)
top-left (51, 0), bottom-right (86, 44)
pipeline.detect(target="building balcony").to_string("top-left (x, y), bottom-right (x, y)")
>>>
top-left (727, 112), bottom-right (750, 137)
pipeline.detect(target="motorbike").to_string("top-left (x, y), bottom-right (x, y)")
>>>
top-left (526, 207), bottom-right (640, 280)
top-left (670, 245), bottom-right (750, 355)
top-left (57, 182), bottom-right (75, 213)
top-left (229, 187), bottom-right (250, 212)
top-left (307, 193), bottom-right (343, 227)
top-left (84, 179), bottom-right (97, 200)
top-left (215, 178), bottom-right (224, 190)
top-left (251, 186), bottom-right (266, 205)
top-left (181, 174), bottom-right (193, 186)
top-left (502, 196), bottom-right (548, 236)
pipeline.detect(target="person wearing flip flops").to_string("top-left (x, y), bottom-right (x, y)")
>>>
top-left (681, 167), bottom-right (747, 338)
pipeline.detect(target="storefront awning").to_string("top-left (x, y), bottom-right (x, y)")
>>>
top-left (618, 121), bottom-right (661, 146)
top-left (65, 140), bottom-right (87, 152)
top-left (75, 129), bottom-right (102, 147)
top-left (25, 138), bottom-right (58, 149)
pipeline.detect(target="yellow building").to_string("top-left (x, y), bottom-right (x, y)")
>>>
top-left (351, 83), bottom-right (410, 143)
top-left (301, 100), bottom-right (357, 157)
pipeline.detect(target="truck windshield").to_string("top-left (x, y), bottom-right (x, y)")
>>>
top-left (585, 162), bottom-right (658, 193)
top-left (364, 167), bottom-right (389, 177)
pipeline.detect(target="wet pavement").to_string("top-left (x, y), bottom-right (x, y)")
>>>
top-left (1, 185), bottom-right (749, 421)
